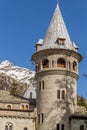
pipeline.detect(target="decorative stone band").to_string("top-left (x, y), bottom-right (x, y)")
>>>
top-left (32, 48), bottom-right (82, 63)
top-left (35, 69), bottom-right (79, 80)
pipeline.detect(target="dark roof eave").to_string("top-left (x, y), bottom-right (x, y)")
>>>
top-left (69, 115), bottom-right (87, 120)
top-left (0, 108), bottom-right (33, 112)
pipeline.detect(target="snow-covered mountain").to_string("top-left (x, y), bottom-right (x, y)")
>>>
top-left (0, 60), bottom-right (36, 97)
top-left (0, 60), bottom-right (35, 84)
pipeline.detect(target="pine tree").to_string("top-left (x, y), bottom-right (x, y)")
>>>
top-left (10, 79), bottom-right (18, 94)
top-left (77, 96), bottom-right (87, 109)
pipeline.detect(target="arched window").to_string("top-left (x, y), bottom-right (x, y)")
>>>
top-left (5, 123), bottom-right (13, 130)
top-left (21, 105), bottom-right (24, 110)
top-left (25, 105), bottom-right (28, 110)
top-left (7, 105), bottom-right (11, 109)
top-left (73, 61), bottom-right (77, 71)
top-left (62, 90), bottom-right (65, 100)
top-left (5, 125), bottom-right (8, 130)
top-left (24, 128), bottom-right (28, 130)
top-left (57, 90), bottom-right (60, 99)
top-left (57, 58), bottom-right (66, 68)
top-left (80, 125), bottom-right (84, 130)
top-left (42, 59), bottom-right (49, 68)
top-left (9, 126), bottom-right (12, 130)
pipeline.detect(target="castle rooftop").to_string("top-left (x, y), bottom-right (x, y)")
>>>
top-left (36, 4), bottom-right (78, 52)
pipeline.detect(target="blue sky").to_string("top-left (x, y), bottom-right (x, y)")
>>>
top-left (0, 0), bottom-right (87, 98)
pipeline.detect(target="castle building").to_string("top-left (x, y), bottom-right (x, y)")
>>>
top-left (0, 3), bottom-right (87, 130)
top-left (32, 3), bottom-right (87, 130)
top-left (0, 90), bottom-right (36, 130)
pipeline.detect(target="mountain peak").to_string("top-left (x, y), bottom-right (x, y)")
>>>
top-left (0, 60), bottom-right (35, 85)
top-left (0, 60), bottom-right (14, 68)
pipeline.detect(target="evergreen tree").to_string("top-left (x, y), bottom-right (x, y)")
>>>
top-left (77, 96), bottom-right (87, 109)
top-left (10, 79), bottom-right (18, 94)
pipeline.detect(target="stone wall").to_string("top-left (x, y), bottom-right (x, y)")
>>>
top-left (0, 117), bottom-right (35, 130)
top-left (71, 119), bottom-right (87, 130)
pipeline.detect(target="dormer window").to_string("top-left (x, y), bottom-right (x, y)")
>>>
top-left (56, 38), bottom-right (66, 46)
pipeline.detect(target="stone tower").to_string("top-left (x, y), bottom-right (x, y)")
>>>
top-left (32, 4), bottom-right (82, 130)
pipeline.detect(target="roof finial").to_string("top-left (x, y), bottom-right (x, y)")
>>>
top-left (57, 0), bottom-right (59, 5)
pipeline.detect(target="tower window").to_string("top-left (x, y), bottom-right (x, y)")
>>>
top-left (39, 82), bottom-right (41, 90)
top-left (57, 58), bottom-right (66, 68)
top-left (38, 113), bottom-right (44, 124)
top-left (69, 61), bottom-right (71, 70)
top-left (52, 60), bottom-right (54, 67)
top-left (80, 125), bottom-right (84, 130)
top-left (62, 90), bottom-right (65, 100)
top-left (57, 90), bottom-right (60, 99)
top-left (61, 124), bottom-right (64, 130)
top-left (57, 124), bottom-right (60, 130)
top-left (41, 113), bottom-right (44, 123)
top-left (73, 61), bottom-right (77, 72)
top-left (30, 92), bottom-right (32, 99)
top-left (42, 59), bottom-right (49, 68)
top-left (42, 81), bottom-right (44, 89)
top-left (38, 114), bottom-right (40, 124)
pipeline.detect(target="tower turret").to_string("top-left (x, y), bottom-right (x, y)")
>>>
top-left (32, 3), bottom-right (82, 130)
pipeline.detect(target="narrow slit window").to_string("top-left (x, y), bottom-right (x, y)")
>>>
top-left (30, 92), bottom-right (32, 99)
top-left (41, 113), bottom-right (44, 123)
top-left (57, 90), bottom-right (60, 99)
top-left (38, 114), bottom-right (40, 124)
top-left (57, 124), bottom-right (60, 130)
top-left (69, 62), bottom-right (71, 70)
top-left (62, 90), bottom-right (65, 100)
top-left (42, 81), bottom-right (44, 89)
top-left (61, 124), bottom-right (64, 130)
top-left (39, 82), bottom-right (41, 90)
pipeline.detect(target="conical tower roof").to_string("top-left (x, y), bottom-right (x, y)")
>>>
top-left (37, 4), bottom-right (78, 51)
